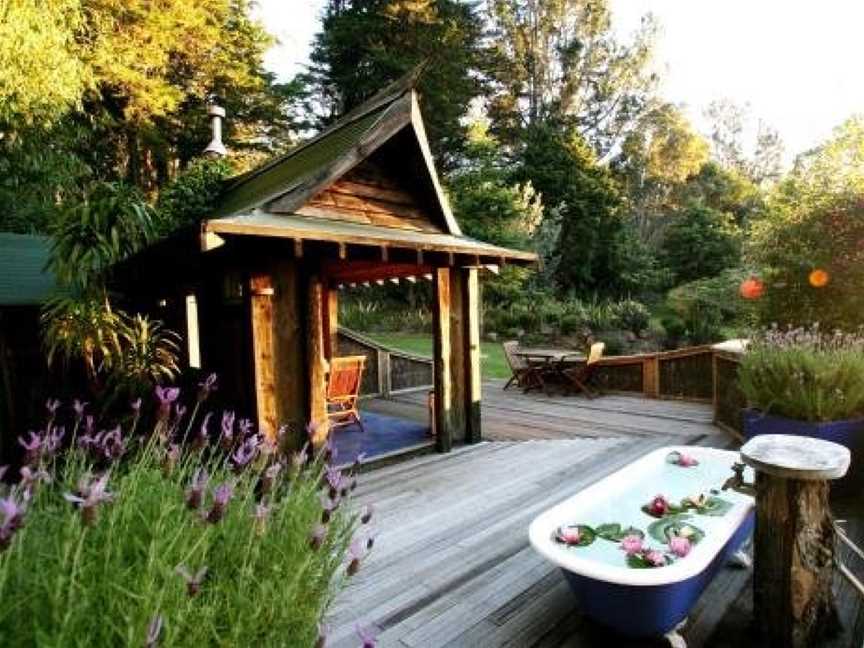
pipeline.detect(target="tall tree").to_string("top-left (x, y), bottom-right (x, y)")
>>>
top-left (305, 0), bottom-right (485, 168)
top-left (613, 102), bottom-right (710, 244)
top-left (485, 0), bottom-right (659, 156)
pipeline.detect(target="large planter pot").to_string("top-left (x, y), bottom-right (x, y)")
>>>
top-left (742, 408), bottom-right (864, 495)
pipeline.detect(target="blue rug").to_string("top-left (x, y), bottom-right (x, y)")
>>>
top-left (332, 411), bottom-right (431, 465)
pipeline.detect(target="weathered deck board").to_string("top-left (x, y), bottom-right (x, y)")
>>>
top-left (334, 390), bottom-right (863, 647)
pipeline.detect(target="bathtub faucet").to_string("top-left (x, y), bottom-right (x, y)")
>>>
top-left (722, 462), bottom-right (756, 496)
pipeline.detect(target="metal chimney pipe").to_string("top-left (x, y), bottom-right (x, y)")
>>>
top-left (204, 104), bottom-right (227, 157)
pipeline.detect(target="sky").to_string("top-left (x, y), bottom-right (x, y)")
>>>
top-left (254, 0), bottom-right (864, 159)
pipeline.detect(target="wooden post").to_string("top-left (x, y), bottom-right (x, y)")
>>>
top-left (249, 272), bottom-right (278, 440)
top-left (249, 261), bottom-right (307, 445)
top-left (741, 434), bottom-right (850, 647)
top-left (273, 260), bottom-right (306, 445)
top-left (323, 284), bottom-right (338, 360)
top-left (307, 274), bottom-right (330, 447)
top-left (448, 268), bottom-right (467, 439)
top-left (462, 268), bottom-right (482, 443)
top-left (432, 267), bottom-right (453, 452)
top-left (642, 354), bottom-right (660, 398)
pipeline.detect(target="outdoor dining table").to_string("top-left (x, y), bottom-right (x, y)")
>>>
top-left (512, 348), bottom-right (585, 393)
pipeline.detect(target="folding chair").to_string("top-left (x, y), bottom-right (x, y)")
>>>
top-left (562, 342), bottom-right (605, 399)
top-left (502, 341), bottom-right (542, 391)
top-left (326, 355), bottom-right (367, 432)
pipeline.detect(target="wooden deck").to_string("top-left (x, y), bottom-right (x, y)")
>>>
top-left (331, 382), bottom-right (864, 647)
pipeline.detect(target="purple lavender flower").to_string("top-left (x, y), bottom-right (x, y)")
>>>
top-left (360, 505), bottom-right (373, 525)
top-left (309, 524), bottom-right (327, 551)
top-left (19, 466), bottom-right (51, 491)
top-left (63, 474), bottom-right (114, 526)
top-left (204, 483), bottom-right (233, 524)
top-left (0, 494), bottom-right (27, 550)
top-left (45, 398), bottom-right (61, 415)
top-left (173, 403), bottom-right (188, 428)
top-left (325, 465), bottom-right (345, 499)
top-left (155, 386), bottom-right (180, 420)
top-left (175, 564), bottom-right (208, 597)
top-left (73, 399), bottom-right (87, 420)
top-left (18, 431), bottom-right (44, 465)
top-left (43, 425), bottom-right (65, 457)
top-left (261, 461), bottom-right (283, 494)
top-left (238, 418), bottom-right (254, 437)
top-left (220, 411), bottom-right (236, 450)
top-left (355, 623), bottom-right (378, 647)
top-left (320, 493), bottom-right (339, 525)
top-left (145, 614), bottom-right (163, 648)
top-left (100, 426), bottom-right (125, 461)
top-left (84, 415), bottom-right (95, 435)
top-left (130, 398), bottom-right (142, 414)
top-left (162, 444), bottom-right (181, 477)
top-left (231, 435), bottom-right (260, 472)
top-left (185, 469), bottom-right (209, 510)
top-left (193, 412), bottom-right (212, 451)
top-left (291, 444), bottom-right (309, 474)
top-left (197, 373), bottom-right (218, 402)
top-left (346, 536), bottom-right (366, 576)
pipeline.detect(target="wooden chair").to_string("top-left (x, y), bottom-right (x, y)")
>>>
top-left (326, 355), bottom-right (367, 432)
top-left (562, 342), bottom-right (605, 399)
top-left (502, 341), bottom-right (542, 391)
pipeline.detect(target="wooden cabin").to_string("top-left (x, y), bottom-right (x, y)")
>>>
top-left (118, 73), bottom-right (535, 451)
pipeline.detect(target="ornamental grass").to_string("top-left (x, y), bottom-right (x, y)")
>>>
top-left (0, 379), bottom-right (372, 647)
top-left (739, 324), bottom-right (864, 422)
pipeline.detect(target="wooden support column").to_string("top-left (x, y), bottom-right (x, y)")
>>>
top-left (741, 435), bottom-right (850, 648)
top-left (463, 267), bottom-right (482, 443)
top-left (307, 273), bottom-right (330, 447)
top-left (323, 284), bottom-right (338, 360)
top-left (250, 261), bottom-right (306, 445)
top-left (642, 354), bottom-right (660, 398)
top-left (447, 267), bottom-right (482, 445)
top-left (432, 267), bottom-right (453, 452)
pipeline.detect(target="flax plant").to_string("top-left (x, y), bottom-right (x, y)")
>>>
top-left (0, 388), bottom-right (369, 647)
top-left (739, 324), bottom-right (864, 422)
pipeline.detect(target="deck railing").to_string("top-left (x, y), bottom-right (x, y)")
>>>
top-left (338, 327), bottom-right (749, 437)
top-left (336, 328), bottom-right (433, 398)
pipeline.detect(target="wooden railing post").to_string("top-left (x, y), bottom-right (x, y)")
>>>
top-left (642, 354), bottom-right (659, 398)
top-left (306, 274), bottom-right (329, 447)
top-left (378, 349), bottom-right (391, 398)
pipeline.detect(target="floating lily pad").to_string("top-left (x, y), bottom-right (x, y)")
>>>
top-left (626, 551), bottom-right (672, 569)
top-left (697, 496), bottom-right (734, 517)
top-left (554, 524), bottom-right (596, 547)
top-left (595, 523), bottom-right (645, 542)
top-left (641, 501), bottom-right (684, 518)
top-left (648, 515), bottom-right (705, 545)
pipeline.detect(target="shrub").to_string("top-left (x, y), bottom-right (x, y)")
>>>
top-left (156, 158), bottom-right (235, 236)
top-left (611, 299), bottom-right (650, 336)
top-left (738, 325), bottom-right (864, 422)
top-left (0, 385), bottom-right (369, 646)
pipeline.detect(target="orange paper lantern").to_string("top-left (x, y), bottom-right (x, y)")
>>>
top-left (808, 268), bottom-right (829, 288)
top-left (739, 277), bottom-right (765, 300)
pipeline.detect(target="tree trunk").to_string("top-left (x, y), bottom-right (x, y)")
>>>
top-left (753, 472), bottom-right (841, 647)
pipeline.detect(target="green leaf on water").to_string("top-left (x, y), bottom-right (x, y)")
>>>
top-left (647, 515), bottom-right (705, 545)
top-left (595, 523), bottom-right (644, 542)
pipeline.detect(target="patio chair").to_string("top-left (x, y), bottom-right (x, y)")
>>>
top-left (326, 355), bottom-right (367, 432)
top-left (502, 341), bottom-right (542, 391)
top-left (561, 342), bottom-right (605, 399)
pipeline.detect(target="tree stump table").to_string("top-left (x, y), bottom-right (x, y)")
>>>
top-left (740, 434), bottom-right (851, 647)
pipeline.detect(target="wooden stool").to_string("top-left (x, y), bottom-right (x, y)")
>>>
top-left (740, 434), bottom-right (851, 647)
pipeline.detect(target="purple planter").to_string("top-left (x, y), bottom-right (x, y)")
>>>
top-left (742, 408), bottom-right (864, 494)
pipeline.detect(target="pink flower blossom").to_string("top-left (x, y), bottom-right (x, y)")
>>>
top-left (677, 453), bottom-right (698, 467)
top-left (648, 495), bottom-right (670, 517)
top-left (557, 525), bottom-right (582, 545)
top-left (668, 536), bottom-right (692, 558)
top-left (644, 550), bottom-right (666, 567)
top-left (619, 534), bottom-right (644, 556)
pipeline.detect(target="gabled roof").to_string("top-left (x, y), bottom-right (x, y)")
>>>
top-left (201, 69), bottom-right (536, 265)
top-left (0, 233), bottom-right (60, 305)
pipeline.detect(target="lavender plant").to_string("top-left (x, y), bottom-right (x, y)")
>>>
top-left (739, 324), bottom-right (864, 422)
top-left (0, 382), bottom-right (372, 647)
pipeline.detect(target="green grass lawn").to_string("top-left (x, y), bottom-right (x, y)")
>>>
top-left (369, 333), bottom-right (510, 380)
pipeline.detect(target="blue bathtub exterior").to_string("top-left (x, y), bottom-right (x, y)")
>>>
top-left (562, 511), bottom-right (755, 637)
top-left (742, 408), bottom-right (863, 494)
